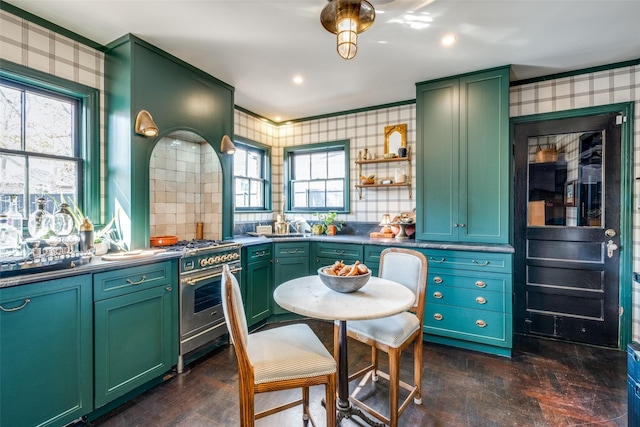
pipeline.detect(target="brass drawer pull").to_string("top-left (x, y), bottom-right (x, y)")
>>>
top-left (126, 275), bottom-right (147, 285)
top-left (285, 249), bottom-right (299, 254)
top-left (476, 320), bottom-right (487, 328)
top-left (433, 313), bottom-right (443, 321)
top-left (254, 250), bottom-right (268, 257)
top-left (475, 296), bottom-right (486, 304)
top-left (433, 276), bottom-right (443, 284)
top-left (472, 260), bottom-right (490, 266)
top-left (332, 249), bottom-right (345, 255)
top-left (429, 257), bottom-right (445, 263)
top-left (475, 280), bottom-right (486, 288)
top-left (0, 298), bottom-right (31, 312)
top-left (433, 291), bottom-right (443, 299)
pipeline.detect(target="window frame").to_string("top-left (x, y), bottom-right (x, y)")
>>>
top-left (0, 61), bottom-right (100, 223)
top-left (233, 136), bottom-right (271, 212)
top-left (284, 140), bottom-right (350, 214)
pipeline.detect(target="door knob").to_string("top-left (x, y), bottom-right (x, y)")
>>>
top-left (606, 240), bottom-right (618, 258)
top-left (605, 229), bottom-right (616, 237)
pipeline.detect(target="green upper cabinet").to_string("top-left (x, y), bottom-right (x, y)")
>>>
top-left (104, 34), bottom-right (235, 248)
top-left (416, 66), bottom-right (510, 243)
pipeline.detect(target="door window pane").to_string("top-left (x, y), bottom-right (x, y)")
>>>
top-left (527, 131), bottom-right (604, 227)
top-left (0, 85), bottom-right (22, 150)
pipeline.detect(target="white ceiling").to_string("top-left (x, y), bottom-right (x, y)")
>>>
top-left (7, 0), bottom-right (640, 122)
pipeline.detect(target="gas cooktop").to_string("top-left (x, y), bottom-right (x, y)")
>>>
top-left (154, 239), bottom-right (240, 254)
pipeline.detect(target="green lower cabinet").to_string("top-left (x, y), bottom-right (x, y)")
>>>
top-left (0, 275), bottom-right (93, 427)
top-left (311, 241), bottom-right (364, 272)
top-left (93, 262), bottom-right (175, 408)
top-left (273, 242), bottom-right (310, 315)
top-left (243, 244), bottom-right (273, 326)
top-left (363, 244), bottom-right (386, 276)
top-left (419, 248), bottom-right (513, 357)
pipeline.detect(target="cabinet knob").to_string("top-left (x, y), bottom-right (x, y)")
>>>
top-left (433, 276), bottom-right (443, 284)
top-left (453, 223), bottom-right (458, 227)
top-left (433, 313), bottom-right (443, 321)
top-left (459, 223), bottom-right (465, 228)
top-left (166, 287), bottom-right (172, 292)
top-left (433, 291), bottom-right (443, 299)
top-left (475, 280), bottom-right (486, 288)
top-left (475, 296), bottom-right (486, 304)
top-left (475, 319), bottom-right (487, 328)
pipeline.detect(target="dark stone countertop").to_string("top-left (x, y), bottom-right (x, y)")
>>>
top-left (0, 251), bottom-right (182, 289)
top-left (233, 234), bottom-right (514, 253)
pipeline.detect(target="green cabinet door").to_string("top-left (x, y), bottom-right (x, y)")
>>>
top-left (272, 242), bottom-right (310, 315)
top-left (94, 275), bottom-right (174, 408)
top-left (0, 275), bottom-right (93, 427)
top-left (416, 66), bottom-right (510, 243)
top-left (242, 244), bottom-right (273, 326)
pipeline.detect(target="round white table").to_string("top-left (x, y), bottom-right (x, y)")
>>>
top-left (274, 275), bottom-right (415, 426)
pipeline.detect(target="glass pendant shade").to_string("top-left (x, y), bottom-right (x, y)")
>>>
top-left (321, 0), bottom-right (375, 60)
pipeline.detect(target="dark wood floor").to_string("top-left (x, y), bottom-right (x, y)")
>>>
top-left (88, 320), bottom-right (628, 426)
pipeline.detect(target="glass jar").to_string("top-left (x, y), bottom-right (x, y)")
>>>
top-left (28, 197), bottom-right (54, 239)
top-left (394, 166), bottom-right (407, 184)
top-left (0, 214), bottom-right (20, 257)
top-left (4, 195), bottom-right (23, 231)
top-left (53, 203), bottom-right (75, 236)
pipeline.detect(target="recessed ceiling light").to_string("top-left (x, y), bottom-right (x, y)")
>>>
top-left (441, 35), bottom-right (456, 46)
top-left (293, 75), bottom-right (303, 85)
top-left (274, 116), bottom-right (282, 122)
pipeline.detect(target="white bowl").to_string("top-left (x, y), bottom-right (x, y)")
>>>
top-left (317, 266), bottom-right (371, 293)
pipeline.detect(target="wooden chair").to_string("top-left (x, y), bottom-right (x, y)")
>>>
top-left (221, 264), bottom-right (337, 427)
top-left (334, 248), bottom-right (428, 427)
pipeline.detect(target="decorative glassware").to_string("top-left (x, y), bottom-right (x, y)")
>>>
top-left (28, 197), bottom-right (54, 239)
top-left (0, 214), bottom-right (20, 257)
top-left (62, 234), bottom-right (80, 255)
top-left (53, 203), bottom-right (75, 236)
top-left (4, 195), bottom-right (23, 231)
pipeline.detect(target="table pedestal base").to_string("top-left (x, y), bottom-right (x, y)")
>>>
top-left (336, 398), bottom-right (385, 427)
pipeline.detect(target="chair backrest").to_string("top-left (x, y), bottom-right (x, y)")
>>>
top-left (222, 264), bottom-right (250, 363)
top-left (378, 248), bottom-right (429, 323)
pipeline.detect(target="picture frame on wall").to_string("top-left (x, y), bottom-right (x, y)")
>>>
top-left (565, 181), bottom-right (576, 206)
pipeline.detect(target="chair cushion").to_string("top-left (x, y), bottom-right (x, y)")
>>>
top-left (345, 312), bottom-right (420, 348)
top-left (247, 323), bottom-right (336, 385)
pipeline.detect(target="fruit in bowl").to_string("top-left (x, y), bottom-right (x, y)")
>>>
top-left (360, 174), bottom-right (375, 185)
top-left (318, 261), bottom-right (371, 293)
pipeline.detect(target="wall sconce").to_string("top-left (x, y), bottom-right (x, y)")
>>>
top-left (321, 0), bottom-right (375, 60)
top-left (221, 135), bottom-right (236, 155)
top-left (134, 110), bottom-right (159, 137)
top-left (379, 213), bottom-right (392, 234)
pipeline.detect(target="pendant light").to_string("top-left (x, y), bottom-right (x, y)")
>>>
top-left (320, 0), bottom-right (375, 60)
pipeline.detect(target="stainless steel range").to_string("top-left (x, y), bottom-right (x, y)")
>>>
top-left (157, 239), bottom-right (242, 373)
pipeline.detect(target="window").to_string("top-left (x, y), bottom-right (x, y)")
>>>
top-left (0, 62), bottom-right (100, 226)
top-left (285, 140), bottom-right (350, 212)
top-left (233, 138), bottom-right (270, 210)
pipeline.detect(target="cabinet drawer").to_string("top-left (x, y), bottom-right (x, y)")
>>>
top-left (428, 270), bottom-right (510, 293)
top-left (246, 244), bottom-right (272, 263)
top-left (427, 286), bottom-right (506, 312)
top-left (424, 305), bottom-right (510, 345)
top-left (274, 242), bottom-right (309, 258)
top-left (314, 242), bottom-right (363, 261)
top-left (363, 244), bottom-right (385, 265)
top-left (94, 261), bottom-right (173, 300)
top-left (420, 249), bottom-right (512, 274)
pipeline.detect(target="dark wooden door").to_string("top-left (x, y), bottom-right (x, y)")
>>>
top-left (514, 113), bottom-right (621, 347)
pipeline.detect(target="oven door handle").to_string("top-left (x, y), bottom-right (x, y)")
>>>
top-left (184, 267), bottom-right (242, 286)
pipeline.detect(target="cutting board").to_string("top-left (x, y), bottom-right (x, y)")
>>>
top-left (101, 249), bottom-right (165, 261)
